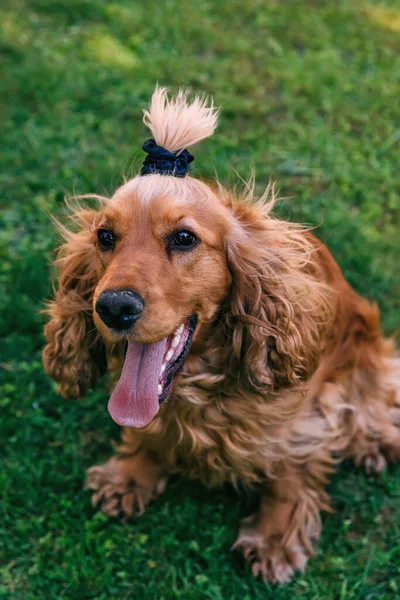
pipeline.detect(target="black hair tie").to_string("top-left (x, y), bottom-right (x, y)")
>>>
top-left (140, 139), bottom-right (194, 177)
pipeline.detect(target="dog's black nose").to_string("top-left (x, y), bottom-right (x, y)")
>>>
top-left (95, 289), bottom-right (144, 331)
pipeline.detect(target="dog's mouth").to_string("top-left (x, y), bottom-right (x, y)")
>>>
top-left (108, 314), bottom-right (197, 428)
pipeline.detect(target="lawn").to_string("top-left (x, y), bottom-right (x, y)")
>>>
top-left (1, 0), bottom-right (400, 598)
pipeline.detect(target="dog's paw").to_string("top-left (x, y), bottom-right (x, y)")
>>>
top-left (355, 450), bottom-right (387, 475)
top-left (233, 516), bottom-right (308, 584)
top-left (86, 457), bottom-right (165, 519)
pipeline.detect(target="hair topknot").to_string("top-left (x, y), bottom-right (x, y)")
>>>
top-left (142, 86), bottom-right (219, 153)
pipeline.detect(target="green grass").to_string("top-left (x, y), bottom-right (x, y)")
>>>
top-left (1, 0), bottom-right (400, 598)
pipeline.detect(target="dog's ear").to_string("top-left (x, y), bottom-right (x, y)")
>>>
top-left (43, 209), bottom-right (107, 398)
top-left (221, 197), bottom-right (330, 393)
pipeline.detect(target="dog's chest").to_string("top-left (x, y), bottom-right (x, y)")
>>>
top-left (141, 389), bottom-right (287, 487)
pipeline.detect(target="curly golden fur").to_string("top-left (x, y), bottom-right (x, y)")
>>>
top-left (43, 87), bottom-right (400, 584)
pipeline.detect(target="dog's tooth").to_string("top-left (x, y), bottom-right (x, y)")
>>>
top-left (166, 349), bottom-right (173, 361)
top-left (157, 384), bottom-right (163, 395)
top-left (160, 364), bottom-right (166, 374)
top-left (177, 324), bottom-right (184, 334)
top-left (172, 336), bottom-right (179, 348)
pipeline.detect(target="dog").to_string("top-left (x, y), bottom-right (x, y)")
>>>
top-left (43, 87), bottom-right (400, 583)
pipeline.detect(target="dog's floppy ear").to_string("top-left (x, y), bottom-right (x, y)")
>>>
top-left (43, 208), bottom-right (107, 398)
top-left (221, 194), bottom-right (330, 393)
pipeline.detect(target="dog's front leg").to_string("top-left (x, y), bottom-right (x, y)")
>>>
top-left (86, 429), bottom-right (168, 519)
top-left (233, 465), bottom-right (332, 584)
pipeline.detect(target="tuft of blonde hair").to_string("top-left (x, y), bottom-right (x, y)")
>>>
top-left (142, 86), bottom-right (219, 153)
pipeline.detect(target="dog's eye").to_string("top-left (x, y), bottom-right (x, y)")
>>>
top-left (97, 229), bottom-right (116, 249)
top-left (169, 230), bottom-right (198, 250)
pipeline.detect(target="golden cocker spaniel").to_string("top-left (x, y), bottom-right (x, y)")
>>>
top-left (43, 87), bottom-right (400, 583)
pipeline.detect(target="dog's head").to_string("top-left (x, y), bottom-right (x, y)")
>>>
top-left (43, 87), bottom-right (329, 428)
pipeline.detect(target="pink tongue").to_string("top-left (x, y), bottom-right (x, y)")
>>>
top-left (108, 339), bottom-right (167, 428)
